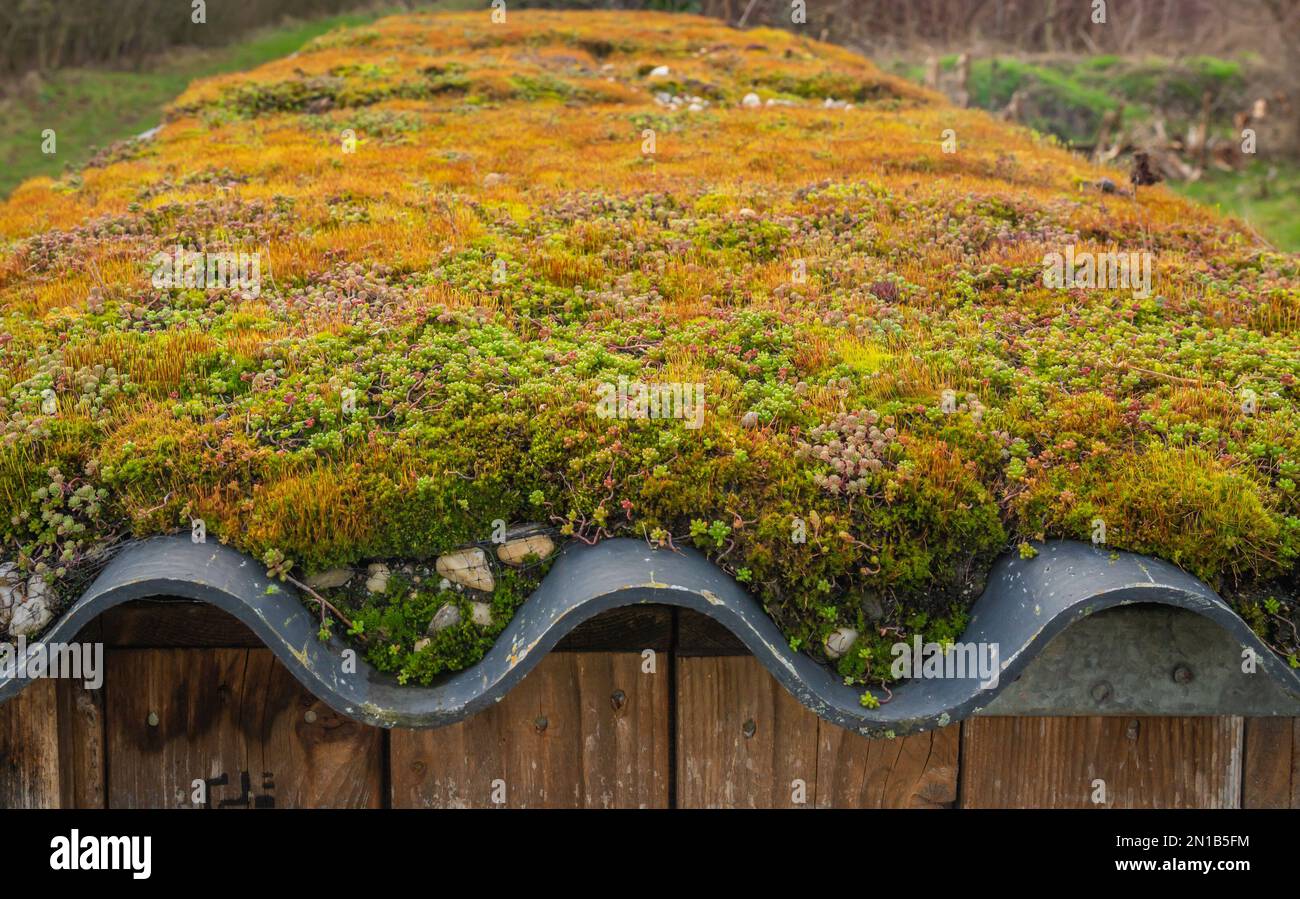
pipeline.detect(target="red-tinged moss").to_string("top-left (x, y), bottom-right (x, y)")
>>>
top-left (0, 11), bottom-right (1297, 685)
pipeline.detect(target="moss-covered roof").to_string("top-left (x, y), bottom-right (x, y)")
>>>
top-left (1, 11), bottom-right (1297, 686)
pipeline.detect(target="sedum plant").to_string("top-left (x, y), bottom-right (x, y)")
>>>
top-left (0, 11), bottom-right (1296, 691)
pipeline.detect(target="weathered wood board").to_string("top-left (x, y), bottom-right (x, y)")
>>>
top-left (675, 655), bottom-right (958, 808)
top-left (0, 679), bottom-right (61, 809)
top-left (816, 715), bottom-right (958, 808)
top-left (56, 677), bottom-right (106, 808)
top-left (104, 649), bottom-right (382, 808)
top-left (1243, 716), bottom-right (1299, 808)
top-left (391, 652), bottom-right (669, 808)
top-left (0, 676), bottom-right (104, 809)
top-left (959, 716), bottom-right (1244, 808)
top-left (0, 604), bottom-right (1293, 809)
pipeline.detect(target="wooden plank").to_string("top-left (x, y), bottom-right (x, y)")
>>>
top-left (816, 720), bottom-right (958, 808)
top-left (676, 655), bottom-right (958, 808)
top-left (960, 716), bottom-right (1244, 808)
top-left (241, 651), bottom-right (384, 808)
top-left (105, 648), bottom-right (382, 808)
top-left (0, 648), bottom-right (105, 809)
top-left (0, 679), bottom-right (61, 808)
top-left (106, 649), bottom-right (250, 808)
top-left (56, 678), bottom-right (106, 808)
top-left (676, 655), bottom-right (818, 807)
top-left (1243, 717), bottom-right (1299, 809)
top-left (391, 652), bottom-right (668, 808)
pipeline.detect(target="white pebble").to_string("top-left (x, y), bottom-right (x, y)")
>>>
top-left (824, 627), bottom-right (859, 660)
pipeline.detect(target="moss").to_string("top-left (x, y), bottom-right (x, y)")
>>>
top-left (749, 71), bottom-right (905, 103)
top-left (1, 10), bottom-right (1297, 686)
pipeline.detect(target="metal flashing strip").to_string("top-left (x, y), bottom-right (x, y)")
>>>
top-left (1, 536), bottom-right (1297, 732)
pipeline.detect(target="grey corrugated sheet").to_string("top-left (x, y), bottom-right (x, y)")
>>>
top-left (1, 536), bottom-right (1297, 731)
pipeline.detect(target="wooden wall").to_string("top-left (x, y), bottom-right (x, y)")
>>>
top-left (1, 602), bottom-right (1296, 809)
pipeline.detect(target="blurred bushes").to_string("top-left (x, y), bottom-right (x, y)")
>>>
top-left (700, 0), bottom-right (1299, 59)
